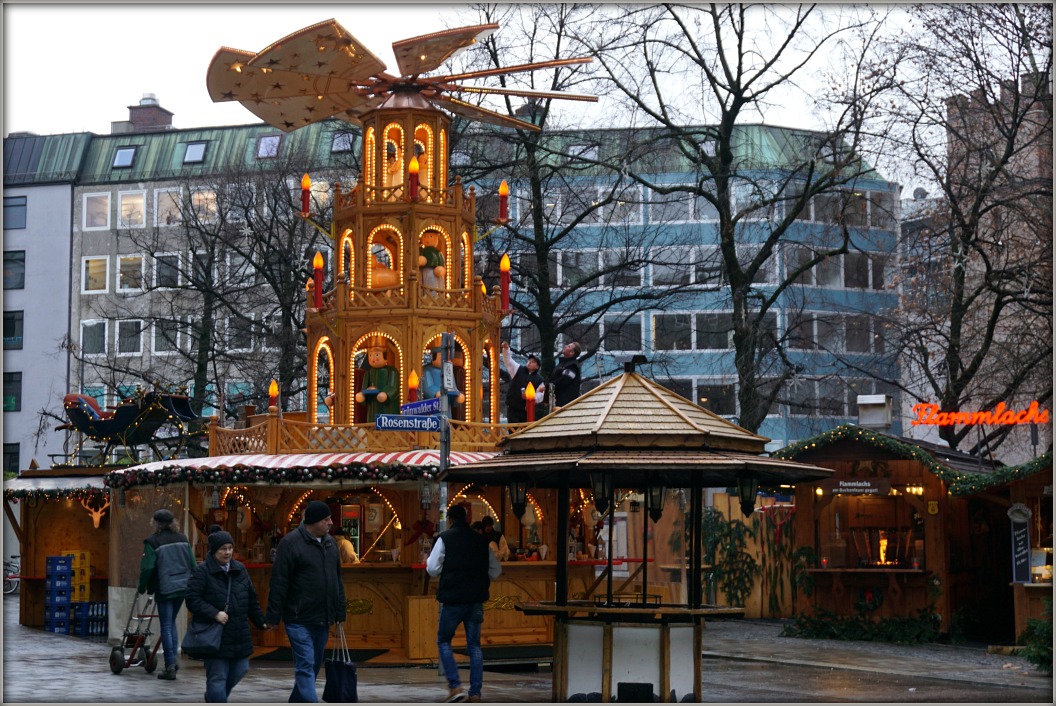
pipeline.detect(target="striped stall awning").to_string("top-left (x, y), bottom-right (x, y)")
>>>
top-left (111, 449), bottom-right (498, 476)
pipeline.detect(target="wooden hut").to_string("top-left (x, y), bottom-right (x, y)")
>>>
top-left (778, 424), bottom-right (1053, 643)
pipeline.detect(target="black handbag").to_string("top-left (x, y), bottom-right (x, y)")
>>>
top-left (181, 573), bottom-right (230, 659)
top-left (322, 624), bottom-right (358, 703)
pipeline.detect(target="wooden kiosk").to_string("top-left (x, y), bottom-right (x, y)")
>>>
top-left (779, 424), bottom-right (1053, 643)
top-left (444, 367), bottom-right (833, 702)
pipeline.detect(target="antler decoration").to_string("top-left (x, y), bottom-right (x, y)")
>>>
top-left (80, 495), bottom-right (111, 529)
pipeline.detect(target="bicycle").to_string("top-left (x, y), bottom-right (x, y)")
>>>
top-left (4, 556), bottom-right (20, 595)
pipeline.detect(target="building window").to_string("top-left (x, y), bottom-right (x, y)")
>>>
top-left (112, 147), bottom-right (137, 168)
top-left (118, 255), bottom-right (144, 291)
top-left (81, 257), bottom-right (109, 293)
top-left (698, 381), bottom-right (736, 416)
top-left (82, 385), bottom-right (107, 411)
top-left (227, 316), bottom-right (254, 352)
top-left (227, 251), bottom-right (259, 285)
top-left (601, 314), bottom-right (641, 352)
top-left (560, 251), bottom-right (598, 288)
top-left (191, 189), bottom-right (218, 223)
top-left (3, 372), bottom-right (22, 412)
top-left (844, 252), bottom-right (870, 289)
top-left (815, 253), bottom-right (842, 288)
top-left (184, 142), bottom-right (207, 164)
top-left (256, 135), bottom-right (281, 159)
top-left (3, 196), bottom-right (27, 230)
top-left (787, 311), bottom-right (816, 350)
top-left (845, 315), bottom-right (873, 353)
top-left (601, 250), bottom-right (642, 288)
top-left (870, 191), bottom-right (896, 229)
top-left (83, 192), bottom-right (110, 230)
top-left (3, 443), bottom-right (19, 475)
top-left (817, 378), bottom-right (846, 416)
top-left (871, 255), bottom-right (887, 291)
top-left (568, 144), bottom-right (598, 161)
top-left (81, 320), bottom-right (107, 356)
top-left (658, 378), bottom-right (694, 400)
top-left (153, 318), bottom-right (179, 354)
top-left (3, 251), bottom-right (25, 289)
top-left (787, 377), bottom-right (818, 415)
top-left (117, 191), bottom-right (146, 228)
top-left (154, 253), bottom-right (181, 288)
top-left (331, 132), bottom-right (354, 153)
top-left (696, 312), bottom-right (733, 350)
top-left (654, 313), bottom-right (692, 351)
top-left (3, 311), bottom-right (24, 350)
top-left (694, 246), bottom-right (726, 288)
top-left (649, 189), bottom-right (693, 224)
top-left (116, 319), bottom-right (143, 356)
top-left (156, 189), bottom-right (182, 226)
top-left (653, 247), bottom-right (691, 287)
top-left (261, 313), bottom-right (281, 352)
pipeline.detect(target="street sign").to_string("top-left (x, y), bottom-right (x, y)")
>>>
top-left (375, 414), bottom-right (441, 432)
top-left (442, 361), bottom-right (456, 391)
top-left (400, 398), bottom-right (441, 415)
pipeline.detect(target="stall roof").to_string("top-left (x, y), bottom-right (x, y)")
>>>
top-left (442, 448), bottom-right (833, 488)
top-left (110, 450), bottom-right (497, 474)
top-left (4, 475), bottom-right (107, 492)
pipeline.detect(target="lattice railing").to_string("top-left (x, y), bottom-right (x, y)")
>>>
top-left (351, 285), bottom-right (407, 308)
top-left (208, 417), bottom-right (520, 456)
top-left (211, 424), bottom-right (269, 456)
top-left (418, 287), bottom-right (475, 311)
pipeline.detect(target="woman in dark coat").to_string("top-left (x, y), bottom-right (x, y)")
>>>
top-left (185, 528), bottom-right (269, 703)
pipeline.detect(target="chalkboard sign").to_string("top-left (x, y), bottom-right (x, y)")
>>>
top-left (1007, 503), bottom-right (1032, 583)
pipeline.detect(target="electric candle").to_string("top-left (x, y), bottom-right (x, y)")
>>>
top-left (498, 180), bottom-right (509, 221)
top-left (301, 173), bottom-right (311, 215)
top-left (408, 155), bottom-right (420, 201)
top-left (525, 381), bottom-right (536, 422)
top-left (499, 254), bottom-right (511, 311)
top-left (312, 251), bottom-right (324, 309)
top-left (408, 369), bottom-right (419, 402)
top-left (268, 379), bottom-right (279, 408)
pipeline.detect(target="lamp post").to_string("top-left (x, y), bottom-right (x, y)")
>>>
top-left (647, 484), bottom-right (666, 523)
top-left (590, 471), bottom-right (614, 515)
top-left (509, 474), bottom-right (528, 520)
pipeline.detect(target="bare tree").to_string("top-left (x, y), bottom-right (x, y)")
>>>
top-left (575, 3), bottom-right (897, 432)
top-left (879, 4), bottom-right (1052, 455)
top-left (71, 142), bottom-right (358, 451)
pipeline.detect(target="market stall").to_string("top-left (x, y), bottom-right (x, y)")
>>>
top-left (778, 424), bottom-right (1053, 643)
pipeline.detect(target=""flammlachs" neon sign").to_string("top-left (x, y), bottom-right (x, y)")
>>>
top-left (911, 401), bottom-right (1050, 427)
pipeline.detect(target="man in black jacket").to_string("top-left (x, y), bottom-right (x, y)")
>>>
top-left (426, 504), bottom-right (501, 703)
top-left (265, 501), bottom-right (345, 702)
top-left (545, 341), bottom-right (582, 409)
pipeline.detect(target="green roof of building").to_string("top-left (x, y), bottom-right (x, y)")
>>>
top-left (4, 132), bottom-right (94, 186)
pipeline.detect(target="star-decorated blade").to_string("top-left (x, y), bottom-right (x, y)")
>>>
top-left (246, 19), bottom-right (388, 81)
top-left (432, 95), bottom-right (541, 132)
top-left (432, 56), bottom-right (594, 83)
top-left (206, 48), bottom-right (260, 102)
top-left (392, 23), bottom-right (499, 77)
top-left (241, 93), bottom-right (386, 132)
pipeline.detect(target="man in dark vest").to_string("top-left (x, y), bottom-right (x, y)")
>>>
top-left (544, 340), bottom-right (582, 409)
top-left (426, 504), bottom-right (501, 703)
top-left (500, 341), bottom-right (544, 423)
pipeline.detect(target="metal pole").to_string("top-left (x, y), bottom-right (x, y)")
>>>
top-left (556, 473), bottom-right (569, 605)
top-left (439, 333), bottom-right (454, 474)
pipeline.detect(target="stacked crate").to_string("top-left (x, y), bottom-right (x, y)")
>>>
top-left (43, 555), bottom-right (73, 634)
top-left (63, 549), bottom-right (92, 604)
top-left (71, 601), bottom-right (108, 636)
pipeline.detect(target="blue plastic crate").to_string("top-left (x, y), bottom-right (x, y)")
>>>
top-left (70, 620), bottom-right (91, 636)
top-left (45, 556), bottom-right (73, 572)
top-left (44, 604), bottom-right (70, 621)
top-left (44, 590), bottom-right (70, 606)
top-left (45, 572), bottom-right (72, 590)
top-left (71, 602), bottom-right (90, 619)
top-left (43, 619), bottom-right (69, 634)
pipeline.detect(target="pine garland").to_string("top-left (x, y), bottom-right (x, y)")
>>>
top-left (101, 462), bottom-right (438, 490)
top-left (774, 423), bottom-right (1052, 495)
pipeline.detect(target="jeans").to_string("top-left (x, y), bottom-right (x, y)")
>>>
top-left (202, 656), bottom-right (249, 702)
top-left (155, 597), bottom-right (184, 670)
top-left (285, 623), bottom-right (330, 702)
top-left (436, 602), bottom-right (484, 697)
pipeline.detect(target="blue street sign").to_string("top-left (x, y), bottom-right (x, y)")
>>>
top-left (375, 414), bottom-right (441, 432)
top-left (400, 398), bottom-right (442, 415)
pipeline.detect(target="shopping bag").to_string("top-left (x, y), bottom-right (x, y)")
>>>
top-left (322, 624), bottom-right (358, 703)
top-left (180, 619), bottom-right (223, 658)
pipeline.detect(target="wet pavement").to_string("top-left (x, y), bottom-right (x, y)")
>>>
top-left (2, 594), bottom-right (1051, 703)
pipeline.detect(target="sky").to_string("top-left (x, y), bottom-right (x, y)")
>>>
top-left (2, 2), bottom-right (464, 137)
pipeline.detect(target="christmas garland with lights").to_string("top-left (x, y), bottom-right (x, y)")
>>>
top-left (101, 461), bottom-right (440, 491)
top-left (773, 424), bottom-right (1052, 496)
top-left (3, 487), bottom-right (109, 503)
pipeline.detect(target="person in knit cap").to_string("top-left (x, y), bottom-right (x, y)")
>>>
top-left (265, 499), bottom-right (345, 702)
top-left (137, 508), bottom-right (196, 680)
top-left (185, 527), bottom-right (268, 702)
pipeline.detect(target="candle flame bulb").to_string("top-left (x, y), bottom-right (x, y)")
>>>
top-left (499, 253), bottom-right (511, 311)
top-left (313, 251), bottom-right (324, 270)
top-left (408, 155), bottom-right (420, 174)
top-left (498, 180), bottom-right (509, 197)
top-left (524, 381), bottom-right (535, 399)
top-left (498, 179), bottom-right (509, 221)
top-left (301, 173), bottom-right (312, 190)
top-left (408, 370), bottom-right (419, 389)
top-left (269, 379), bottom-right (279, 397)
top-left (500, 254), bottom-right (510, 273)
